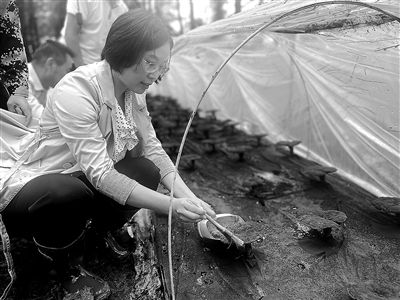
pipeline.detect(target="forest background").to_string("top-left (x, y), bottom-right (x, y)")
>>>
top-left (17, 0), bottom-right (265, 60)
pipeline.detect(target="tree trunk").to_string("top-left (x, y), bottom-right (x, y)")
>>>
top-left (235, 0), bottom-right (241, 14)
top-left (210, 0), bottom-right (225, 22)
top-left (189, 0), bottom-right (195, 29)
top-left (154, 0), bottom-right (162, 16)
top-left (16, 0), bottom-right (39, 60)
top-left (144, 0), bottom-right (153, 12)
top-left (176, 0), bottom-right (184, 34)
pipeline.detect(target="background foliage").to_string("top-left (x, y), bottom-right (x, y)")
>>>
top-left (16, 0), bottom-right (262, 60)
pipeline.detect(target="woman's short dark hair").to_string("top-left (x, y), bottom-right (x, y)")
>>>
top-left (101, 9), bottom-right (173, 72)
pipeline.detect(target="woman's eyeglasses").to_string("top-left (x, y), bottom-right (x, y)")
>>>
top-left (141, 58), bottom-right (170, 77)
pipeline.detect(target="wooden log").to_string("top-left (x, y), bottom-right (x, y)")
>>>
top-left (130, 209), bottom-right (166, 299)
top-left (180, 154), bottom-right (201, 170)
top-left (196, 123), bottom-right (223, 139)
top-left (347, 281), bottom-right (400, 300)
top-left (158, 119), bottom-right (179, 135)
top-left (371, 197), bottom-right (400, 217)
top-left (201, 137), bottom-right (227, 153)
top-left (162, 141), bottom-right (181, 155)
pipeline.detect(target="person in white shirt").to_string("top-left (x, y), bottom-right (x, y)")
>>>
top-left (61, 0), bottom-right (128, 67)
top-left (27, 40), bottom-right (75, 127)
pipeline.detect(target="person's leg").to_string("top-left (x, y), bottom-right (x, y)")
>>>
top-left (75, 156), bottom-right (161, 257)
top-left (2, 174), bottom-right (110, 299)
top-left (4, 174), bottom-right (94, 246)
top-left (3, 174), bottom-right (93, 247)
top-left (79, 156), bottom-right (161, 232)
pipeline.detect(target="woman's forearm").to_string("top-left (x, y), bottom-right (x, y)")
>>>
top-left (161, 172), bottom-right (196, 198)
top-left (125, 171), bottom-right (198, 211)
top-left (126, 183), bottom-right (172, 214)
top-left (125, 181), bottom-right (208, 222)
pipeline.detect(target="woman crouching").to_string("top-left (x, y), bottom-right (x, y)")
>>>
top-left (0, 9), bottom-right (215, 299)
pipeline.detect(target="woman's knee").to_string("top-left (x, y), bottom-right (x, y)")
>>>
top-left (7, 174), bottom-right (94, 246)
top-left (29, 174), bottom-right (94, 209)
top-left (136, 157), bottom-right (161, 182)
top-left (115, 157), bottom-right (161, 190)
top-left (26, 175), bottom-right (94, 229)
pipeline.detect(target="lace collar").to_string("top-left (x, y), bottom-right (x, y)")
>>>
top-left (111, 91), bottom-right (139, 162)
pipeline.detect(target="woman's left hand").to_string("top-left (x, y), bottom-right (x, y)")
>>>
top-left (190, 197), bottom-right (216, 219)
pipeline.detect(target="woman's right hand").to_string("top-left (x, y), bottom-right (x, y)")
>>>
top-left (7, 94), bottom-right (32, 125)
top-left (172, 197), bottom-right (208, 222)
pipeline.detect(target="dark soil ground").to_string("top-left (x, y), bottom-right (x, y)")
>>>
top-left (1, 96), bottom-right (399, 300)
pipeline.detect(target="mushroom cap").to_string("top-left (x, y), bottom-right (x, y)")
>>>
top-left (312, 210), bottom-right (347, 224)
top-left (296, 214), bottom-right (340, 232)
top-left (276, 140), bottom-right (301, 147)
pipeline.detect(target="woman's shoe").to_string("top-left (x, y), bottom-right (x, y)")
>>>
top-left (32, 221), bottom-right (109, 299)
top-left (103, 230), bottom-right (131, 258)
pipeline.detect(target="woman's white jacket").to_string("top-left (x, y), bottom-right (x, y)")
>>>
top-left (0, 60), bottom-right (175, 211)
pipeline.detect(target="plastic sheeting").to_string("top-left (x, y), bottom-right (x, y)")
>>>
top-left (149, 0), bottom-right (400, 197)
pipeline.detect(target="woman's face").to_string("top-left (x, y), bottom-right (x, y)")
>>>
top-left (119, 41), bottom-right (171, 94)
